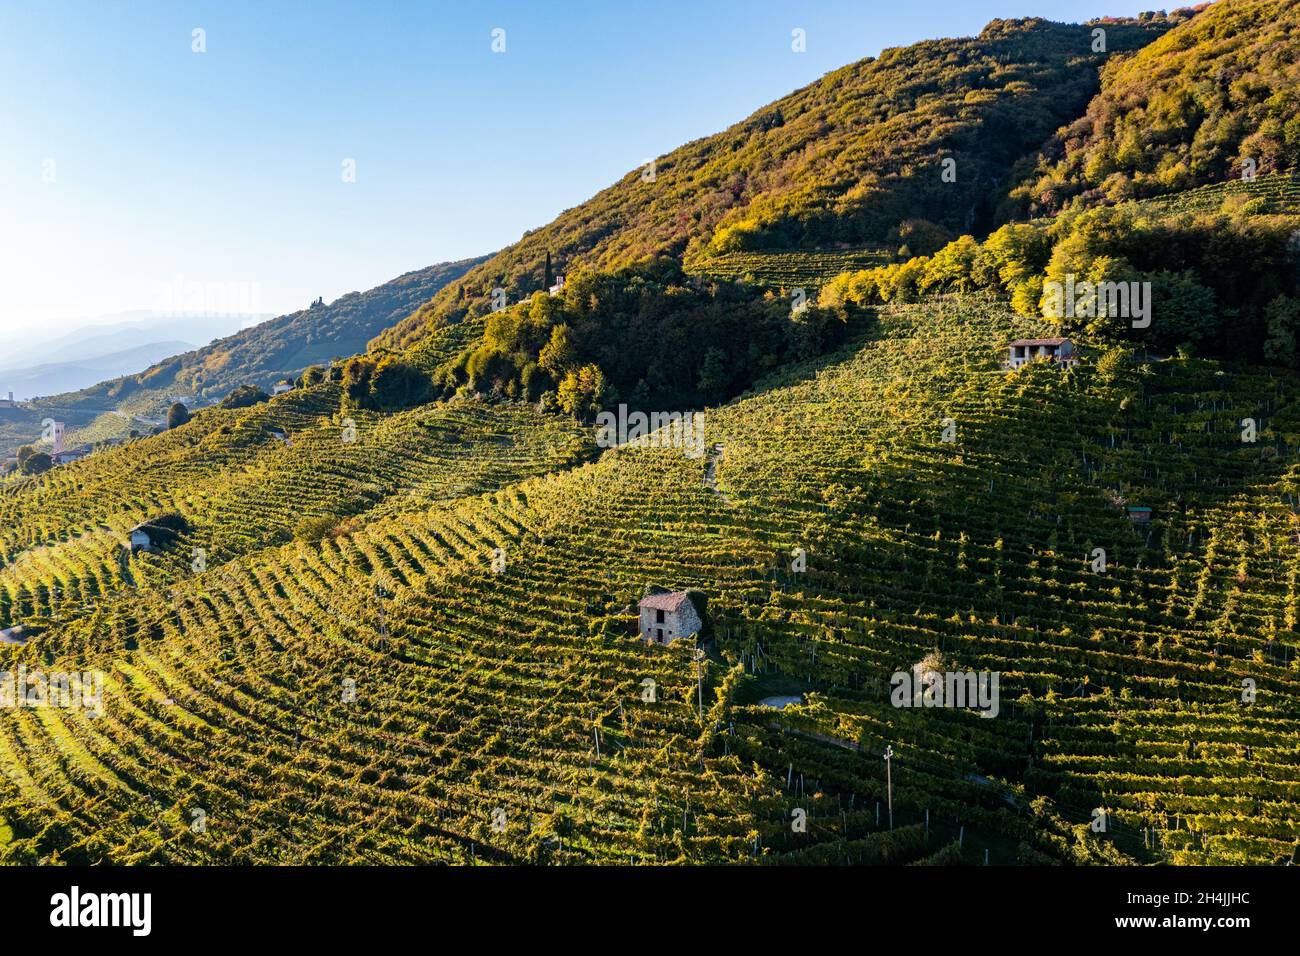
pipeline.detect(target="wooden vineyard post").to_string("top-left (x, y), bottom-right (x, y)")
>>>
top-left (884, 745), bottom-right (894, 830)
top-left (694, 638), bottom-right (705, 724)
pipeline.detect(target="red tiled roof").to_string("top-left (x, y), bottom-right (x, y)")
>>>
top-left (1009, 337), bottom-right (1071, 347)
top-left (639, 591), bottom-right (692, 612)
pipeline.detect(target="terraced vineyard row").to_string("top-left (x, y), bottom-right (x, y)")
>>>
top-left (0, 383), bottom-right (591, 630)
top-left (688, 247), bottom-right (894, 290)
top-left (1127, 172), bottom-right (1300, 218)
top-left (710, 300), bottom-right (1300, 863)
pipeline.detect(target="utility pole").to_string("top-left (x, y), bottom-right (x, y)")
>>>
top-left (694, 637), bottom-right (705, 723)
top-left (883, 745), bottom-right (894, 830)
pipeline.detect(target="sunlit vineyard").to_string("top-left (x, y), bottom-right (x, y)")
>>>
top-left (3, 295), bottom-right (1296, 864)
top-left (688, 247), bottom-right (894, 290)
top-left (0, 382), bottom-right (591, 633)
top-left (1126, 172), bottom-right (1300, 218)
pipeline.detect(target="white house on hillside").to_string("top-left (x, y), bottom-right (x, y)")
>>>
top-left (53, 444), bottom-right (91, 465)
top-left (638, 591), bottom-right (702, 645)
top-left (1007, 337), bottom-right (1076, 369)
top-left (127, 524), bottom-right (156, 553)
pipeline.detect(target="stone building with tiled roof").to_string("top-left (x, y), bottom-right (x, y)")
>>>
top-left (638, 590), bottom-right (703, 645)
top-left (1007, 337), bottom-right (1076, 369)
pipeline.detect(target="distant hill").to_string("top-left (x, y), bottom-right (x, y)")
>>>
top-left (80, 257), bottom-right (488, 411)
top-left (0, 257), bottom-right (486, 458)
top-left (0, 340), bottom-right (197, 401)
top-left (0, 311), bottom-right (254, 373)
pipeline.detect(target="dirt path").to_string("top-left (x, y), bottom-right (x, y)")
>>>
top-left (118, 547), bottom-right (137, 587)
top-left (703, 442), bottom-right (732, 505)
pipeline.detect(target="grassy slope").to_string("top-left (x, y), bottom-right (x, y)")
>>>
top-left (3, 296), bottom-right (1296, 864)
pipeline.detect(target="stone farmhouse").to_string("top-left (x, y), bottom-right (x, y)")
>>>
top-left (638, 590), bottom-right (702, 645)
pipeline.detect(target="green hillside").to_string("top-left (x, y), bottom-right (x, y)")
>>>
top-left (4, 1), bottom-right (1300, 869)
top-left (0, 320), bottom-right (589, 633)
top-left (2, 297), bottom-right (1297, 864)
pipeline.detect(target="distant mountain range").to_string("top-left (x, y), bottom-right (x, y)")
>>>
top-left (0, 340), bottom-right (205, 402)
top-left (0, 257), bottom-right (485, 458)
top-left (0, 311), bottom-right (261, 389)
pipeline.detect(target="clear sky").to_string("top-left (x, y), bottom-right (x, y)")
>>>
top-left (0, 0), bottom-right (1160, 337)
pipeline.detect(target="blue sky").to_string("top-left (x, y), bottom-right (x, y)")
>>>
top-left (0, 0), bottom-right (1159, 336)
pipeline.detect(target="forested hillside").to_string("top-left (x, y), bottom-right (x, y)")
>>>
top-left (1009, 0), bottom-right (1300, 215)
top-left (376, 14), bottom-right (1184, 351)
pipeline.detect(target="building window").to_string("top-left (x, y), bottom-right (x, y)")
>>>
top-left (655, 609), bottom-right (665, 623)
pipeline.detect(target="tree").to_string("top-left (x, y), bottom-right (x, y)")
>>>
top-left (538, 324), bottom-right (576, 378)
top-left (21, 452), bottom-right (52, 475)
top-left (1148, 270), bottom-right (1218, 350)
top-left (369, 356), bottom-right (432, 409)
top-left (697, 347), bottom-right (731, 398)
top-left (982, 222), bottom-right (1052, 291)
top-left (341, 356), bottom-right (376, 404)
top-left (167, 402), bottom-right (191, 429)
top-left (1264, 295), bottom-right (1300, 368)
top-left (544, 251), bottom-right (554, 290)
top-left (556, 364), bottom-right (610, 421)
top-left (299, 366), bottom-right (326, 387)
top-left (921, 235), bottom-right (981, 293)
top-left (463, 344), bottom-right (514, 394)
top-left (1093, 346), bottom-right (1136, 386)
top-left (221, 384), bottom-right (269, 409)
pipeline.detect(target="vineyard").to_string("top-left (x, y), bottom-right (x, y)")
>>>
top-left (0, 379), bottom-right (591, 634)
top-left (1124, 172), bottom-right (1300, 219)
top-left (2, 295), bottom-right (1297, 864)
top-left (688, 247), bottom-right (895, 291)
